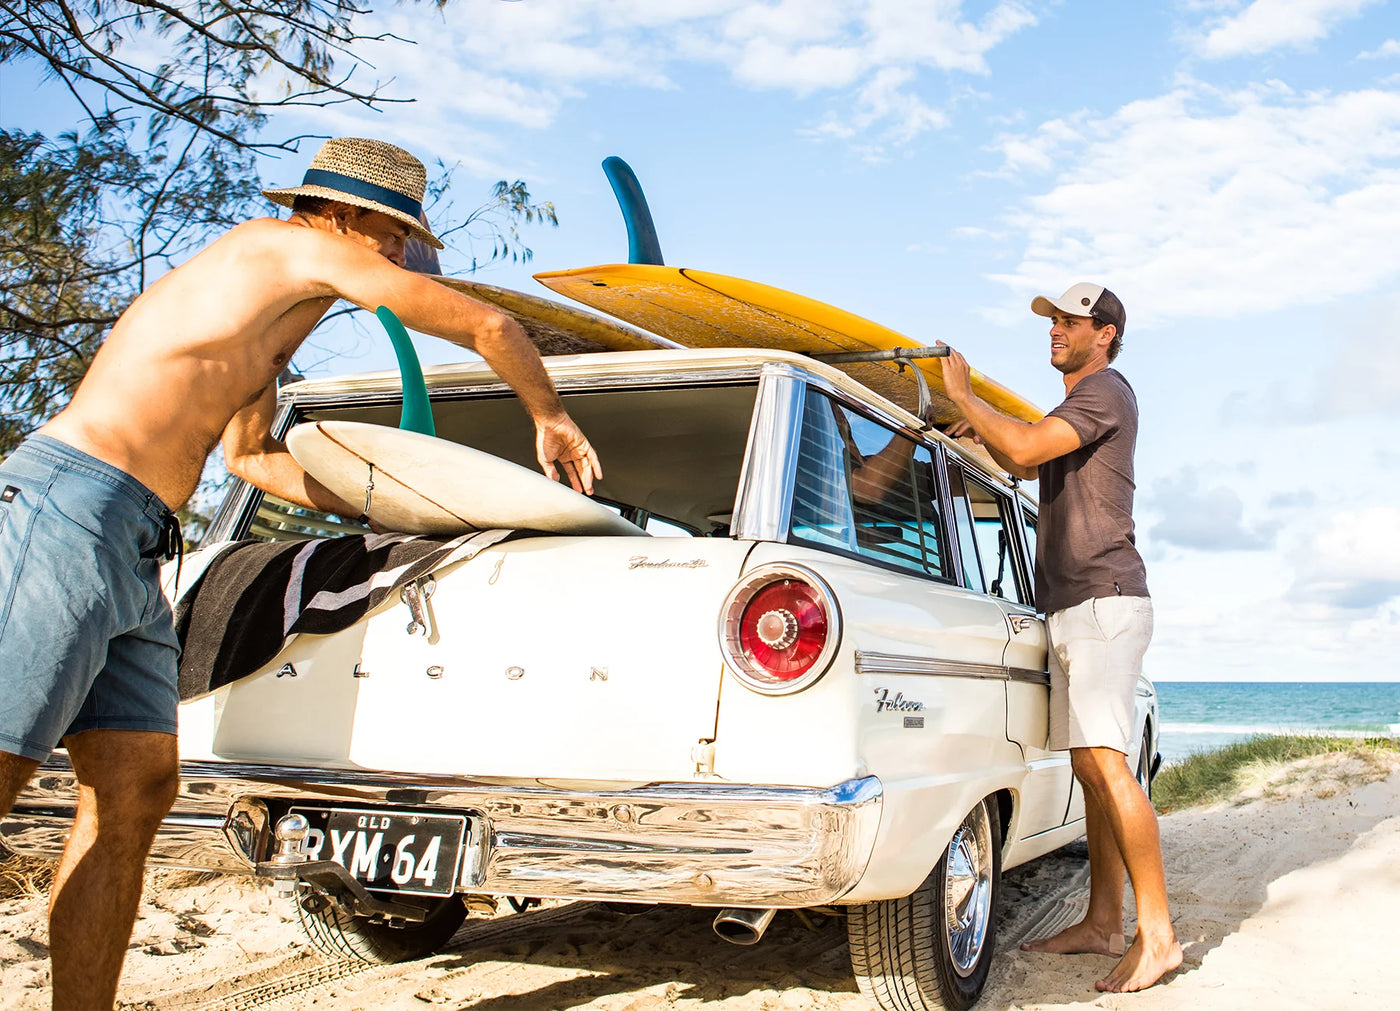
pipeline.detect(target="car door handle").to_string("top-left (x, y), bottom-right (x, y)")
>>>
top-left (1007, 614), bottom-right (1037, 634)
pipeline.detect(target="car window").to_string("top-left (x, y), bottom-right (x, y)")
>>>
top-left (644, 515), bottom-right (694, 537)
top-left (948, 464), bottom-right (1029, 604)
top-left (249, 494), bottom-right (368, 542)
top-left (219, 382), bottom-right (761, 544)
top-left (790, 391), bottom-right (949, 579)
top-left (968, 480), bottom-right (1028, 605)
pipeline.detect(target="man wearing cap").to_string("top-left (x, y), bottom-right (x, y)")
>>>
top-left (938, 284), bottom-right (1181, 994)
top-left (0, 137), bottom-right (601, 1009)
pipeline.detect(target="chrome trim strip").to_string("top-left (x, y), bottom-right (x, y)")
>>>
top-left (1007, 669), bottom-right (1051, 686)
top-left (5, 760), bottom-right (884, 907)
top-left (855, 651), bottom-right (1050, 686)
top-left (283, 367), bottom-right (770, 408)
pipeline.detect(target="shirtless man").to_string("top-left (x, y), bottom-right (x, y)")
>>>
top-left (938, 284), bottom-right (1182, 994)
top-left (0, 137), bottom-right (600, 1010)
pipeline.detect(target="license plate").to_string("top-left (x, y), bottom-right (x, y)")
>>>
top-left (289, 807), bottom-right (475, 897)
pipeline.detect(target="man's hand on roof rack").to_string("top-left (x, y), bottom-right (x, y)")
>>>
top-left (935, 341), bottom-right (975, 408)
top-left (943, 418), bottom-right (983, 444)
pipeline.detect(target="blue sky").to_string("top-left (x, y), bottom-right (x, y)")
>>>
top-left (5, 1), bottom-right (1399, 682)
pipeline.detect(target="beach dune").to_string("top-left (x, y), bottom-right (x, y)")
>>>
top-left (2, 751), bottom-right (1397, 1010)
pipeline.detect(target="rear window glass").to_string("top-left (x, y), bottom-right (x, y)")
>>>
top-left (790, 391), bottom-right (949, 580)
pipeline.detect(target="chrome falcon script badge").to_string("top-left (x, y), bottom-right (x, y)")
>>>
top-left (873, 687), bottom-right (924, 712)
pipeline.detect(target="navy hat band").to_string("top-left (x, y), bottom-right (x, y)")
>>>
top-left (300, 168), bottom-right (423, 220)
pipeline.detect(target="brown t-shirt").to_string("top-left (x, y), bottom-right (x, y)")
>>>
top-left (1035, 368), bottom-right (1148, 614)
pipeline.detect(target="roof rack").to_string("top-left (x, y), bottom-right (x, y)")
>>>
top-left (805, 345), bottom-right (952, 429)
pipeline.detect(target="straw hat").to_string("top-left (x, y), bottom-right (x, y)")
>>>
top-left (262, 137), bottom-right (443, 249)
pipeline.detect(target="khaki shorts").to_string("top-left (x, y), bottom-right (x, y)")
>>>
top-left (1047, 595), bottom-right (1153, 754)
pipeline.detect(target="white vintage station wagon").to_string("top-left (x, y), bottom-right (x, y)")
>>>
top-left (4, 344), bottom-right (1160, 1010)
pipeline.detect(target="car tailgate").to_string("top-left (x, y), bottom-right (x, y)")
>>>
top-left (197, 536), bottom-right (752, 782)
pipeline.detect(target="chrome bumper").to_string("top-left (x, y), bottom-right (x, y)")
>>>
top-left (5, 758), bottom-right (883, 907)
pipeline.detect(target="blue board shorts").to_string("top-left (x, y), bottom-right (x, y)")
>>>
top-left (0, 435), bottom-right (182, 761)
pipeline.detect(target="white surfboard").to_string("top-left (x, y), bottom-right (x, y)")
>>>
top-left (286, 421), bottom-right (645, 537)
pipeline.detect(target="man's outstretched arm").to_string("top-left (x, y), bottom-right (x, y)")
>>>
top-left (937, 344), bottom-right (1080, 480)
top-left (286, 227), bottom-right (601, 493)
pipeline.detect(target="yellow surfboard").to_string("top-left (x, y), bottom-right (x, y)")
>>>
top-left (435, 276), bottom-right (680, 357)
top-left (533, 264), bottom-right (1043, 425)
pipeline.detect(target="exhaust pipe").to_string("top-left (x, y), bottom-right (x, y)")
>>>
top-left (712, 907), bottom-right (777, 945)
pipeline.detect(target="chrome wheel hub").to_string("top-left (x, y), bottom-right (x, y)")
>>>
top-left (944, 804), bottom-right (993, 976)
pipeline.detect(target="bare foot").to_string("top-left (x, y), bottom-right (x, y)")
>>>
top-left (1021, 921), bottom-right (1125, 957)
top-left (1096, 933), bottom-right (1184, 992)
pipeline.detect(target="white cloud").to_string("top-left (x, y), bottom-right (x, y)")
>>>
top-left (1360, 38), bottom-right (1400, 58)
top-left (1288, 505), bottom-right (1400, 610)
top-left (1144, 520), bottom-right (1400, 680)
top-left (806, 66), bottom-right (949, 152)
top-left (319, 1), bottom-right (1036, 159)
top-left (988, 81), bottom-right (1400, 323)
top-left (1312, 297), bottom-right (1400, 418)
top-left (1193, 0), bottom-right (1383, 59)
top-left (1145, 468), bottom-right (1278, 551)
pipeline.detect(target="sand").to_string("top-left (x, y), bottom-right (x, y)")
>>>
top-left (3, 751), bottom-right (1397, 1011)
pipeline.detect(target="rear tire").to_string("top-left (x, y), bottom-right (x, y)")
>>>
top-left (847, 797), bottom-right (1002, 1010)
top-left (294, 886), bottom-right (467, 963)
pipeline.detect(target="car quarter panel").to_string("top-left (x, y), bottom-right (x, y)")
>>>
top-left (717, 542), bottom-right (1034, 900)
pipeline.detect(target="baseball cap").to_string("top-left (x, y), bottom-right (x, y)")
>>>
top-left (1031, 283), bottom-right (1126, 336)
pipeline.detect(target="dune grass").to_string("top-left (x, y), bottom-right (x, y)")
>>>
top-left (1152, 734), bottom-right (1400, 813)
top-left (0, 842), bottom-right (55, 901)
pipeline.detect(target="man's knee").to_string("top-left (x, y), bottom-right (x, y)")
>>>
top-left (127, 762), bottom-right (180, 823)
top-left (1071, 746), bottom-right (1129, 795)
top-left (68, 731), bottom-right (180, 830)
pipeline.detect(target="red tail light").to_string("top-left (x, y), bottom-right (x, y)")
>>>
top-left (738, 580), bottom-right (828, 680)
top-left (720, 564), bottom-right (842, 694)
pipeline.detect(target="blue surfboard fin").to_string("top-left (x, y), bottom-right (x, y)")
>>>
top-left (602, 156), bottom-right (664, 265)
top-left (375, 305), bottom-right (436, 437)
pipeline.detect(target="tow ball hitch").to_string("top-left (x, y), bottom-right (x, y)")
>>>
top-left (256, 813), bottom-right (431, 923)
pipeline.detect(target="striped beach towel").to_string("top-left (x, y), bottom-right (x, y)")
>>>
top-left (174, 530), bottom-right (509, 700)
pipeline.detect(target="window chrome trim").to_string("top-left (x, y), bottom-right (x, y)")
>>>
top-left (282, 365), bottom-right (771, 409)
top-left (732, 373), bottom-right (804, 542)
top-left (856, 650), bottom-right (1050, 686)
top-left (931, 443), bottom-right (967, 590)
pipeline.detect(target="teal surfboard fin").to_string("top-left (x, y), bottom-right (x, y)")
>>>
top-left (376, 305), bottom-right (436, 437)
top-left (602, 156), bottom-right (664, 265)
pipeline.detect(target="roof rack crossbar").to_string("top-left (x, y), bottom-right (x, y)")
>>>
top-left (806, 345), bottom-right (951, 365)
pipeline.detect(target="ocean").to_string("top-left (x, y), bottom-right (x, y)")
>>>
top-left (1155, 681), bottom-right (1400, 765)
